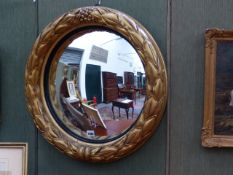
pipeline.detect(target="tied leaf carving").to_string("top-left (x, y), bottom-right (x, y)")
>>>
top-left (25, 6), bottom-right (167, 162)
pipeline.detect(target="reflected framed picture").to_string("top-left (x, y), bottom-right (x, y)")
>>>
top-left (66, 81), bottom-right (76, 97)
top-left (0, 143), bottom-right (28, 175)
top-left (202, 29), bottom-right (233, 147)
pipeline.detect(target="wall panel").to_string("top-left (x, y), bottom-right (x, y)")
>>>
top-left (37, 0), bottom-right (167, 175)
top-left (0, 1), bottom-right (37, 175)
top-left (169, 0), bottom-right (233, 175)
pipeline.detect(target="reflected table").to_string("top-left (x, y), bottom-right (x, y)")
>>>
top-left (112, 98), bottom-right (134, 119)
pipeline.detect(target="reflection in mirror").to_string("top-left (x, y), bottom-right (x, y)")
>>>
top-left (53, 31), bottom-right (146, 141)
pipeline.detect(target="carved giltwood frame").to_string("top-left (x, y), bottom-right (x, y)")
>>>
top-left (25, 6), bottom-right (167, 162)
top-left (202, 29), bottom-right (233, 147)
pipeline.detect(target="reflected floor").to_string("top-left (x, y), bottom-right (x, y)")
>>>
top-left (97, 95), bottom-right (145, 121)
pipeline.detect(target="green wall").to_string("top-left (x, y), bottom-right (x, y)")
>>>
top-left (169, 1), bottom-right (233, 175)
top-left (0, 1), bottom-right (37, 174)
top-left (1, 0), bottom-right (233, 175)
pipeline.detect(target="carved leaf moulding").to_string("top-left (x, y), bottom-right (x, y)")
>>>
top-left (25, 6), bottom-right (167, 162)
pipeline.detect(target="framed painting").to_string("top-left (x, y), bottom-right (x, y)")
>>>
top-left (0, 143), bottom-right (28, 175)
top-left (202, 29), bottom-right (233, 147)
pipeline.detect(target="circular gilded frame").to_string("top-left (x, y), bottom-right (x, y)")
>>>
top-left (25, 6), bottom-right (167, 162)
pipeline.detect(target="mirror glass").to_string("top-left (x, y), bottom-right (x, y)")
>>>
top-left (50, 30), bottom-right (146, 141)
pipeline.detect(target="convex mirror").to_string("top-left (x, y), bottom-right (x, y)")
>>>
top-left (25, 6), bottom-right (167, 162)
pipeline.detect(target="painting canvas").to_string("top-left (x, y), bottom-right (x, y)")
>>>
top-left (82, 103), bottom-right (107, 129)
top-left (214, 41), bottom-right (233, 135)
top-left (202, 29), bottom-right (233, 147)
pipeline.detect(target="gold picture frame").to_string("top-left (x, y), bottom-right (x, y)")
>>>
top-left (0, 143), bottom-right (28, 175)
top-left (25, 6), bottom-right (167, 162)
top-left (202, 29), bottom-right (233, 147)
